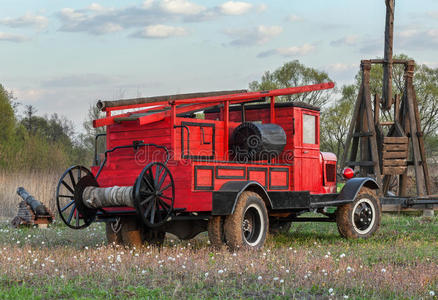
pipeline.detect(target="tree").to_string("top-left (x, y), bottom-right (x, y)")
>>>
top-left (249, 60), bottom-right (334, 107)
top-left (320, 85), bottom-right (355, 159)
top-left (0, 84), bottom-right (15, 143)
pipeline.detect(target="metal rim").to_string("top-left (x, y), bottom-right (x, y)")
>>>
top-left (242, 203), bottom-right (264, 246)
top-left (134, 162), bottom-right (175, 228)
top-left (56, 165), bottom-right (96, 229)
top-left (351, 198), bottom-right (376, 235)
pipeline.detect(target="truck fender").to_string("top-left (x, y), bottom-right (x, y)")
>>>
top-left (337, 177), bottom-right (379, 202)
top-left (212, 181), bottom-right (272, 216)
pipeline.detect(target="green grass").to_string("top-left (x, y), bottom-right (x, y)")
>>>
top-left (0, 214), bottom-right (437, 299)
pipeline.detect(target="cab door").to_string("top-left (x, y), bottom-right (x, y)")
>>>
top-left (294, 108), bottom-right (321, 193)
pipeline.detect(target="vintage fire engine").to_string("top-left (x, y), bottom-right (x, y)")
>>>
top-left (56, 82), bottom-right (381, 249)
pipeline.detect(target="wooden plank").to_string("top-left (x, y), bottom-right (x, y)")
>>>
top-left (382, 151), bottom-right (408, 159)
top-left (383, 137), bottom-right (408, 144)
top-left (382, 159), bottom-right (407, 166)
top-left (383, 143), bottom-right (408, 152)
top-left (382, 166), bottom-right (407, 175)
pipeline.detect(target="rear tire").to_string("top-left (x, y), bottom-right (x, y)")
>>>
top-left (208, 216), bottom-right (226, 249)
top-left (224, 191), bottom-right (268, 250)
top-left (336, 187), bottom-right (381, 239)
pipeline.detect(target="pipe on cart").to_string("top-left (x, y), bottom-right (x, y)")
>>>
top-left (82, 186), bottom-right (134, 209)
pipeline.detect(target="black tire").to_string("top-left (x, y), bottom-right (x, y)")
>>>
top-left (336, 187), bottom-right (381, 239)
top-left (208, 216), bottom-right (226, 249)
top-left (269, 220), bottom-right (292, 234)
top-left (224, 191), bottom-right (269, 250)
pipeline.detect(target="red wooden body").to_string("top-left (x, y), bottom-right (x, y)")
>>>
top-left (91, 83), bottom-right (337, 213)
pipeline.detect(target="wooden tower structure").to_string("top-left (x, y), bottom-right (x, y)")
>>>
top-left (341, 0), bottom-right (435, 214)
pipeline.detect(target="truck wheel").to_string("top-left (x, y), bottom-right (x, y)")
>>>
top-left (336, 187), bottom-right (381, 239)
top-left (224, 191), bottom-right (268, 250)
top-left (208, 216), bottom-right (226, 249)
top-left (269, 220), bottom-right (291, 234)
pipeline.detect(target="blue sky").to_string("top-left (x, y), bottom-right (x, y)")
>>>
top-left (1, 0), bottom-right (438, 130)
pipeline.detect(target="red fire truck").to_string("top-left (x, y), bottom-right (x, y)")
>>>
top-left (56, 82), bottom-right (380, 249)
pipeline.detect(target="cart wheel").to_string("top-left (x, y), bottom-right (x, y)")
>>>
top-left (269, 220), bottom-right (292, 234)
top-left (56, 165), bottom-right (97, 229)
top-left (224, 191), bottom-right (268, 250)
top-left (134, 162), bottom-right (175, 228)
top-left (208, 216), bottom-right (226, 249)
top-left (336, 187), bottom-right (381, 238)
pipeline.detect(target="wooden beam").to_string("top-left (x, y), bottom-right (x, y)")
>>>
top-left (384, 137), bottom-right (409, 144)
top-left (382, 0), bottom-right (395, 110)
top-left (382, 151), bottom-right (408, 159)
top-left (383, 143), bottom-right (409, 152)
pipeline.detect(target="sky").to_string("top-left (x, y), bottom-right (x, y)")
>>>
top-left (1, 0), bottom-right (438, 132)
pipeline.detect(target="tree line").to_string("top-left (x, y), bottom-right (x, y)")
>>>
top-left (0, 85), bottom-right (103, 171)
top-left (1, 54), bottom-right (437, 172)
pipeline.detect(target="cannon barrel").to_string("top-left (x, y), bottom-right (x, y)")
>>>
top-left (16, 187), bottom-right (48, 216)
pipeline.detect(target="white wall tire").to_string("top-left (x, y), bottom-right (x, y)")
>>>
top-left (336, 187), bottom-right (381, 239)
top-left (224, 191), bottom-right (269, 250)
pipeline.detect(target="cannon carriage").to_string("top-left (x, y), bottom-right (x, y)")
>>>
top-left (56, 82), bottom-right (383, 249)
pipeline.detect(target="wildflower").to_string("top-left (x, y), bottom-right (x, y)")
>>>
top-left (343, 296), bottom-right (349, 299)
top-left (218, 269), bottom-right (224, 274)
top-left (257, 276), bottom-right (262, 280)
top-left (381, 268), bottom-right (386, 273)
top-left (280, 279), bottom-right (284, 283)
top-left (273, 277), bottom-right (279, 281)
top-left (430, 291), bottom-right (435, 296)
top-left (346, 266), bottom-right (353, 273)
top-left (328, 288), bottom-right (334, 294)
top-left (340, 253), bottom-right (345, 258)
top-left (141, 270), bottom-right (147, 274)
top-left (204, 272), bottom-right (209, 277)
top-left (286, 269), bottom-right (290, 273)
top-left (60, 275), bottom-right (65, 279)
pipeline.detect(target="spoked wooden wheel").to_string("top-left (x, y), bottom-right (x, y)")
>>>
top-left (56, 165), bottom-right (97, 229)
top-left (134, 162), bottom-right (175, 228)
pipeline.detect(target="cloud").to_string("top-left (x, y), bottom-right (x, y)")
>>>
top-left (258, 43), bottom-right (315, 58)
top-left (394, 28), bottom-right (438, 51)
top-left (427, 11), bottom-right (438, 19)
top-left (328, 63), bottom-right (357, 73)
top-left (330, 35), bottom-right (359, 47)
top-left (0, 32), bottom-right (29, 42)
top-left (219, 1), bottom-right (252, 15)
top-left (160, 0), bottom-right (205, 15)
top-left (56, 1), bottom-right (266, 35)
top-left (41, 74), bottom-right (116, 88)
top-left (286, 14), bottom-right (302, 22)
top-left (225, 25), bottom-right (282, 46)
top-left (132, 24), bottom-right (187, 38)
top-left (0, 13), bottom-right (48, 30)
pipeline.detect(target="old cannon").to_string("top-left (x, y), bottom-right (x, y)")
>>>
top-left (11, 187), bottom-right (53, 228)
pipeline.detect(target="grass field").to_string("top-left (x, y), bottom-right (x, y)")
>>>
top-left (0, 214), bottom-right (436, 299)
